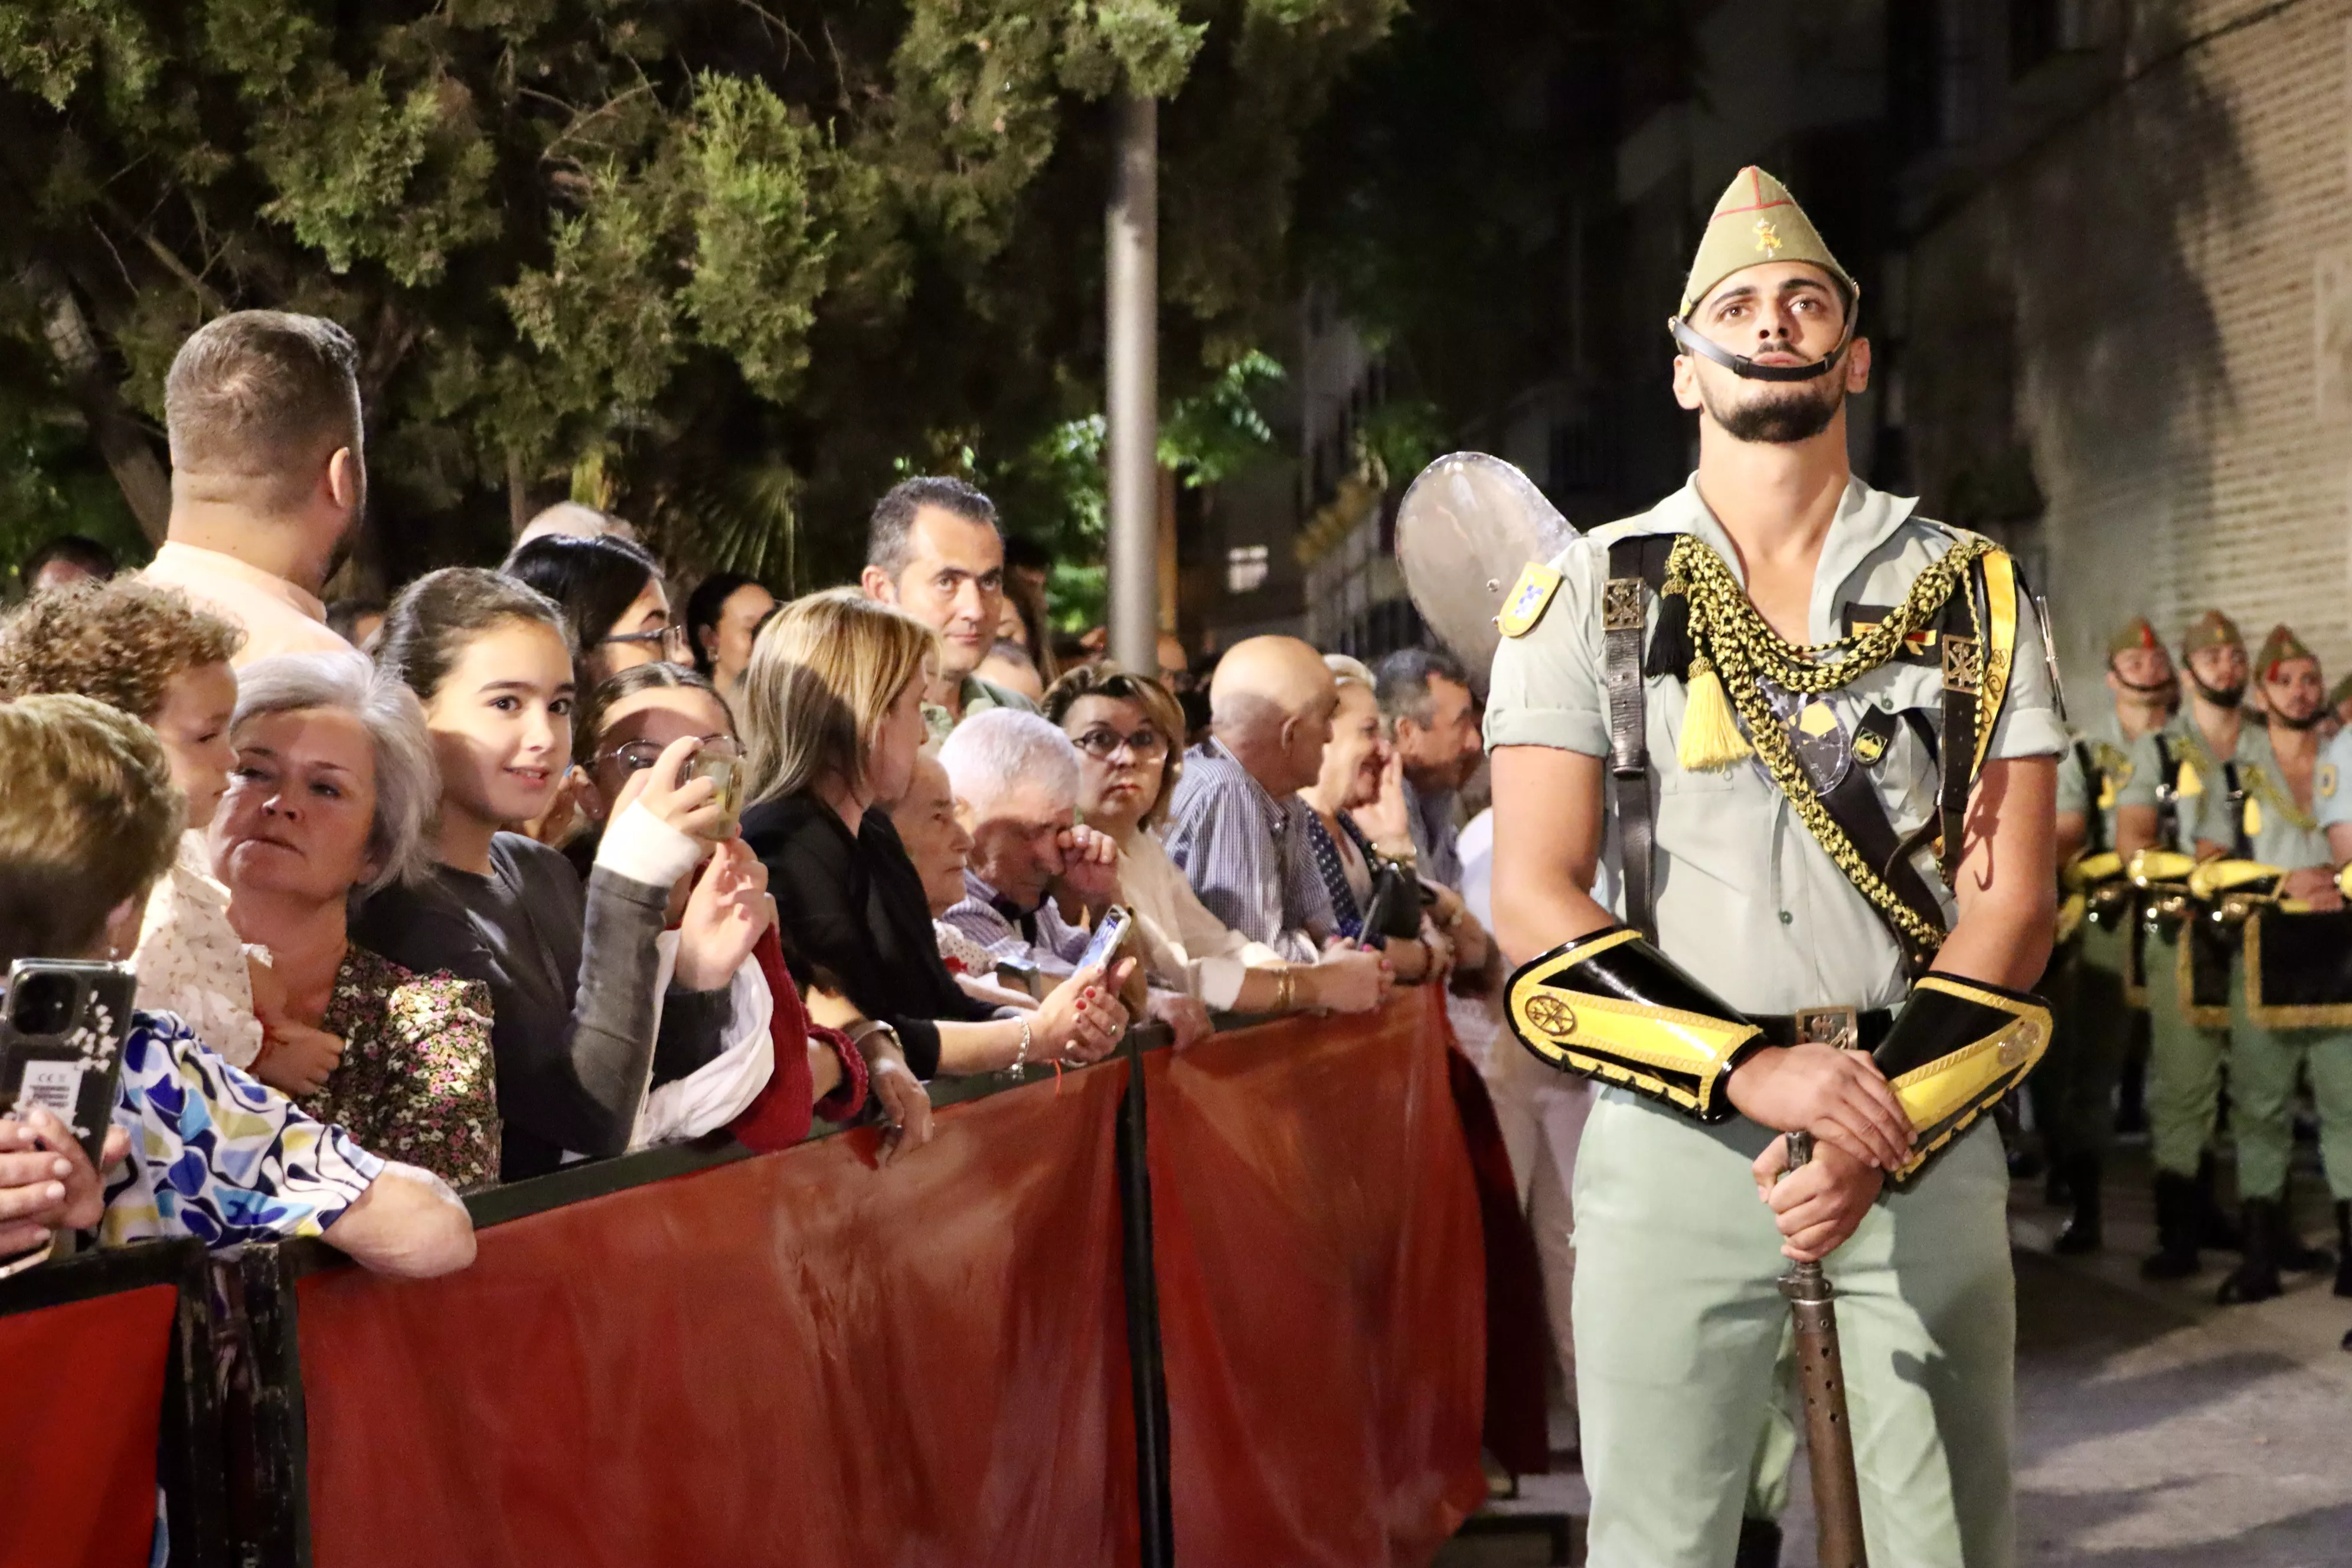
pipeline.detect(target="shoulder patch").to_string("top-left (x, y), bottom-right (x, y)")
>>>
top-left (1498, 562), bottom-right (1563, 638)
top-left (2322, 762), bottom-right (2340, 801)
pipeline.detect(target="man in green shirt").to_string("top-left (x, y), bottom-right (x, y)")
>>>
top-left (2190, 624), bottom-right (2347, 1304)
top-left (2046, 617), bottom-right (2172, 1253)
top-left (858, 475), bottom-right (1039, 744)
top-left (1487, 166), bottom-right (2061, 1567)
top-left (2115, 609), bottom-right (2247, 1278)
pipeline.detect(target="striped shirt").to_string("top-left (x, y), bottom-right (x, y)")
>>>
top-left (1162, 739), bottom-right (1334, 963)
top-left (941, 869), bottom-right (1092, 974)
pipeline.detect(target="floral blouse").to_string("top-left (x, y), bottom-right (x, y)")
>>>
top-left (132, 831), bottom-right (264, 1067)
top-left (295, 945), bottom-right (501, 1193)
top-left (101, 1010), bottom-right (384, 1250)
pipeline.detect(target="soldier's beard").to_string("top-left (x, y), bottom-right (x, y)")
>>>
top-left (2188, 672), bottom-right (2245, 709)
top-left (1703, 375), bottom-right (1845, 445)
top-left (2273, 703), bottom-right (2324, 731)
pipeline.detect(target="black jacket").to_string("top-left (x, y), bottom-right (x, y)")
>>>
top-left (740, 793), bottom-right (991, 1079)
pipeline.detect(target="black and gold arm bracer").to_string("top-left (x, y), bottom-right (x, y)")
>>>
top-left (1505, 926), bottom-right (1768, 1123)
top-left (1874, 975), bottom-right (2052, 1182)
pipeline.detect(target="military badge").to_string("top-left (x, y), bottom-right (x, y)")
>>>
top-left (1498, 562), bottom-right (1563, 638)
top-left (1853, 729), bottom-right (1888, 766)
top-left (1753, 218), bottom-right (1782, 256)
top-left (2322, 763), bottom-right (2340, 801)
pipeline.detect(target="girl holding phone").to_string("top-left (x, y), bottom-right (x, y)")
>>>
top-left (355, 569), bottom-right (767, 1180)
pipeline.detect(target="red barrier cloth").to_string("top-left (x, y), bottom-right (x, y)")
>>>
top-left (0, 1282), bottom-right (176, 1568)
top-left (296, 1065), bottom-right (1137, 1568)
top-left (1446, 1045), bottom-right (1553, 1477)
top-left (1148, 988), bottom-right (1488, 1566)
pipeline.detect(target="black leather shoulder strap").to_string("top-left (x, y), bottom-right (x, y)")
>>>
top-left (1934, 559), bottom-right (1985, 883)
top-left (1605, 536), bottom-right (1675, 941)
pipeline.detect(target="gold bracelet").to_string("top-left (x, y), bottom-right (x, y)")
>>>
top-left (1273, 967), bottom-right (1295, 1012)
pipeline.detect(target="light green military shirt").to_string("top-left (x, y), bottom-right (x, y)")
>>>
top-left (2116, 708), bottom-right (2232, 857)
top-left (1485, 475), bottom-right (2066, 1015)
top-left (2053, 707), bottom-right (2141, 853)
top-left (921, 674), bottom-right (1037, 746)
top-left (2190, 723), bottom-right (2331, 871)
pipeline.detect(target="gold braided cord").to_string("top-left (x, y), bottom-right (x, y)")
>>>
top-left (1664, 533), bottom-right (1995, 695)
top-left (1667, 533), bottom-right (1996, 958)
top-left (2244, 763), bottom-right (2318, 834)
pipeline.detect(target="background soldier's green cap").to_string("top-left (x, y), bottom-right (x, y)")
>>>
top-left (2330, 673), bottom-right (2352, 711)
top-left (2256, 623), bottom-right (2314, 680)
top-left (1679, 166), bottom-right (1859, 319)
top-left (2106, 616), bottom-right (2161, 660)
top-left (2179, 609), bottom-right (2243, 655)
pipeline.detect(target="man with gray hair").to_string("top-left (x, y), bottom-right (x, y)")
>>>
top-left (860, 476), bottom-right (1035, 741)
top-left (143, 311), bottom-right (365, 665)
top-left (1373, 645), bottom-right (1484, 888)
top-left (937, 708), bottom-right (1211, 1044)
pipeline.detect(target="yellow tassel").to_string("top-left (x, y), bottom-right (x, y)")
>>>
top-left (1678, 658), bottom-right (1753, 772)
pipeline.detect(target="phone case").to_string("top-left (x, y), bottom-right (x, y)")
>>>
top-left (0, 960), bottom-right (138, 1170)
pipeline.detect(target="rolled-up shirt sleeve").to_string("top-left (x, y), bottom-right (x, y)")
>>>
top-left (1484, 541), bottom-right (1609, 757)
top-left (1987, 592), bottom-right (2067, 761)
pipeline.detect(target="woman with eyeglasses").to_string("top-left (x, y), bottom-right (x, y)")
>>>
top-left (1042, 664), bottom-right (1389, 1017)
top-left (570, 662), bottom-right (869, 1148)
top-left (502, 533), bottom-right (690, 688)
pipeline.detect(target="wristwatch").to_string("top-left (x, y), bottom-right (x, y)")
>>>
top-left (848, 1018), bottom-right (903, 1058)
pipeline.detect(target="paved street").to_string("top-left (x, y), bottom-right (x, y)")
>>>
top-left (1449, 1144), bottom-right (2352, 1566)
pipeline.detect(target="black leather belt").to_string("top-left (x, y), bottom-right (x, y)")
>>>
top-left (1753, 1007), bottom-right (1897, 1052)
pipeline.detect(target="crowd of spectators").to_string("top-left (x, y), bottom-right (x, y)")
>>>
top-left (0, 307), bottom-right (1495, 1293)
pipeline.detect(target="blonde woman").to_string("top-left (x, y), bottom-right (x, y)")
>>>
top-left (738, 591), bottom-right (1131, 1127)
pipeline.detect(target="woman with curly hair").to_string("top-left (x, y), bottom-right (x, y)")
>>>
top-left (0, 579), bottom-right (274, 1069)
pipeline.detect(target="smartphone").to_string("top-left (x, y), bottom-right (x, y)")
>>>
top-left (1359, 869), bottom-right (1405, 949)
top-left (1077, 904), bottom-right (1132, 975)
top-left (688, 750), bottom-right (744, 838)
top-left (0, 959), bottom-right (138, 1171)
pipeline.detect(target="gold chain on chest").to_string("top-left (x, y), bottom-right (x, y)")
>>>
top-left (1666, 533), bottom-right (1994, 959)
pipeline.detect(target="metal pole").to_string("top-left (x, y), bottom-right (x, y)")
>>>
top-left (1106, 88), bottom-right (1159, 675)
top-left (1115, 1027), bottom-right (1176, 1568)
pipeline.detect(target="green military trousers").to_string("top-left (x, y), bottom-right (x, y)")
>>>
top-left (2144, 926), bottom-right (2227, 1180)
top-left (1573, 1090), bottom-right (2015, 1568)
top-left (2226, 968), bottom-right (2352, 1203)
top-left (2050, 920), bottom-right (2133, 1159)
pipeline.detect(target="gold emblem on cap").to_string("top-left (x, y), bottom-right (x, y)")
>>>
top-left (1753, 218), bottom-right (1782, 256)
top-left (1523, 994), bottom-right (1577, 1039)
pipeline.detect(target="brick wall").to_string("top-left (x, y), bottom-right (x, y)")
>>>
top-left (1897, 0), bottom-right (2352, 694)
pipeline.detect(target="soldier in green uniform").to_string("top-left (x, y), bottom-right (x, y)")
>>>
top-left (1487, 166), bottom-right (2062, 1567)
top-left (2313, 678), bottom-right (2352, 1298)
top-left (2191, 625), bottom-right (2347, 1303)
top-left (2115, 609), bottom-right (2248, 1277)
top-left (2044, 618), bottom-right (2174, 1252)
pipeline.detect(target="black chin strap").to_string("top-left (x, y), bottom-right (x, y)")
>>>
top-left (1668, 315), bottom-right (1856, 383)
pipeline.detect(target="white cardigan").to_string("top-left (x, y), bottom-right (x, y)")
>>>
top-left (1119, 827), bottom-right (1286, 1011)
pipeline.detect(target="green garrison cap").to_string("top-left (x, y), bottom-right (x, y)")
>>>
top-left (2107, 616), bottom-right (2161, 660)
top-left (2180, 608), bottom-right (2243, 656)
top-left (2330, 673), bottom-right (2352, 711)
top-left (1679, 167), bottom-right (1859, 319)
top-left (2256, 623), bottom-right (2315, 680)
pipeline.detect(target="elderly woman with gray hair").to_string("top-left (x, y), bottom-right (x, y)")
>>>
top-left (213, 652), bottom-right (501, 1190)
